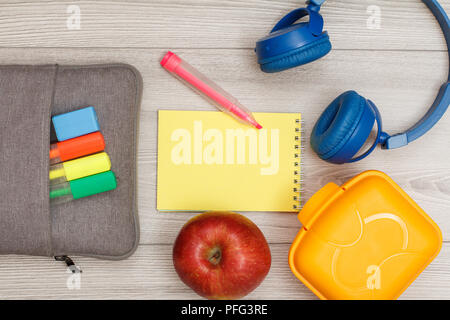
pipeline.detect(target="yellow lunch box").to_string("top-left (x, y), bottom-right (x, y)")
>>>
top-left (289, 171), bottom-right (442, 300)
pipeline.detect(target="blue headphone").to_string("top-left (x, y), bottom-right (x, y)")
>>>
top-left (256, 0), bottom-right (450, 164)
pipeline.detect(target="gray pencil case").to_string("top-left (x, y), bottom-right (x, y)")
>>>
top-left (0, 64), bottom-right (142, 269)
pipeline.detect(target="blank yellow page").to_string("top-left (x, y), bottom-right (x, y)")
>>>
top-left (157, 110), bottom-right (301, 212)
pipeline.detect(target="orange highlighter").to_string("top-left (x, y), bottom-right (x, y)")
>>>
top-left (49, 132), bottom-right (105, 165)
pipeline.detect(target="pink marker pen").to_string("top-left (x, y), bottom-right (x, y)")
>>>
top-left (161, 51), bottom-right (262, 129)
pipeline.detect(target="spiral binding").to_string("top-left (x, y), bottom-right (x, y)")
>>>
top-left (293, 117), bottom-right (304, 211)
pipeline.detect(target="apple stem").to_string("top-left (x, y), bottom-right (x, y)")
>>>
top-left (208, 247), bottom-right (222, 265)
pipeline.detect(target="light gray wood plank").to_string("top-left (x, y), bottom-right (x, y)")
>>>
top-left (0, 243), bottom-right (448, 299)
top-left (0, 47), bottom-right (449, 246)
top-left (0, 0), bottom-right (448, 50)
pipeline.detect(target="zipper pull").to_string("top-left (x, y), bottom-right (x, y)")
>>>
top-left (54, 255), bottom-right (82, 274)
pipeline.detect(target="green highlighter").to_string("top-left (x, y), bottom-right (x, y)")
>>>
top-left (50, 171), bottom-right (117, 205)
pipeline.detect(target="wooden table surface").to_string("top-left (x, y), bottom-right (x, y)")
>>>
top-left (0, 0), bottom-right (449, 300)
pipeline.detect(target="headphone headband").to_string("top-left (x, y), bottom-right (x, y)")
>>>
top-left (308, 0), bottom-right (326, 7)
top-left (270, 8), bottom-right (324, 35)
top-left (383, 0), bottom-right (450, 149)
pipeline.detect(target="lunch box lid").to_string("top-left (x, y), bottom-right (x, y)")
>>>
top-left (289, 170), bottom-right (442, 300)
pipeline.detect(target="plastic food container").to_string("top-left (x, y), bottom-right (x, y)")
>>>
top-left (289, 171), bottom-right (442, 300)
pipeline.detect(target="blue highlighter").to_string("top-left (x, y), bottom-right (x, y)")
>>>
top-left (52, 106), bottom-right (100, 141)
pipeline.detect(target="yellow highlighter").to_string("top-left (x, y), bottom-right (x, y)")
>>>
top-left (49, 152), bottom-right (111, 185)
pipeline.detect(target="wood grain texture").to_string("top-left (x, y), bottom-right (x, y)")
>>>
top-left (0, 243), bottom-right (449, 300)
top-left (0, 0), bottom-right (449, 300)
top-left (0, 0), bottom-right (448, 50)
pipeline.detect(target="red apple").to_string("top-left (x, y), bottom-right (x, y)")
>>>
top-left (173, 211), bottom-right (271, 300)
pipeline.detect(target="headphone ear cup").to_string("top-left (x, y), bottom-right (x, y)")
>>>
top-left (311, 91), bottom-right (373, 163)
top-left (260, 35), bottom-right (331, 73)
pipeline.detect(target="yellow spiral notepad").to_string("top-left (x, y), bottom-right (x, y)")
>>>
top-left (157, 110), bottom-right (302, 212)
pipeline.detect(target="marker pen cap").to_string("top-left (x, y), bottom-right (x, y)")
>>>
top-left (70, 171), bottom-right (117, 199)
top-left (52, 106), bottom-right (100, 141)
top-left (50, 132), bottom-right (105, 164)
top-left (50, 171), bottom-right (117, 204)
top-left (49, 152), bottom-right (111, 184)
top-left (160, 51), bottom-right (182, 72)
